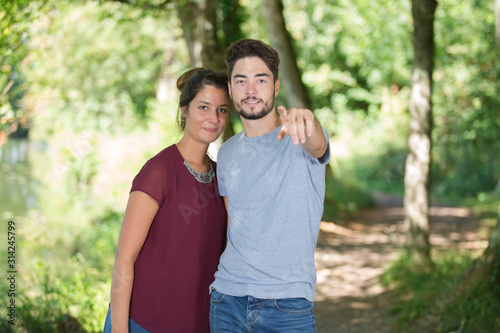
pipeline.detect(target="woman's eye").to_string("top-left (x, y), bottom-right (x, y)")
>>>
top-left (218, 108), bottom-right (228, 113)
top-left (199, 106), bottom-right (208, 110)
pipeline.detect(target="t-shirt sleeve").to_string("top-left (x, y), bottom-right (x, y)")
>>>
top-left (130, 156), bottom-right (169, 205)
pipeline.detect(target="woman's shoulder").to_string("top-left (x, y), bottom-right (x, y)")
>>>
top-left (135, 145), bottom-right (180, 179)
top-left (146, 144), bottom-right (182, 166)
top-left (130, 145), bottom-right (180, 202)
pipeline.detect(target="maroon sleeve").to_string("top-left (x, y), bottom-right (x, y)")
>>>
top-left (130, 156), bottom-right (169, 206)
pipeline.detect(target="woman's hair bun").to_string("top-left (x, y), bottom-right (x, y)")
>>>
top-left (176, 67), bottom-right (205, 92)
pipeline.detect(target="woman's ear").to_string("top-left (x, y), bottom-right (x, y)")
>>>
top-left (180, 106), bottom-right (187, 118)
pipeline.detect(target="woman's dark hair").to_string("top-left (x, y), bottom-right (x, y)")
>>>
top-left (176, 68), bottom-right (229, 130)
top-left (225, 39), bottom-right (280, 83)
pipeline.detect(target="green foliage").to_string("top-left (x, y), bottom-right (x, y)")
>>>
top-left (14, 260), bottom-right (110, 332)
top-left (25, 1), bottom-right (187, 139)
top-left (220, 0), bottom-right (246, 47)
top-left (6, 210), bottom-right (122, 332)
top-left (0, 0), bottom-right (51, 135)
top-left (274, 0), bottom-right (500, 198)
top-left (274, 0), bottom-right (415, 196)
top-left (283, 0), bottom-right (412, 113)
top-left (23, 0), bottom-right (185, 218)
top-left (432, 0), bottom-right (500, 196)
top-left (323, 176), bottom-right (375, 220)
top-left (2, 0), bottom-right (500, 331)
top-left (324, 103), bottom-right (410, 194)
top-left (381, 250), bottom-right (500, 332)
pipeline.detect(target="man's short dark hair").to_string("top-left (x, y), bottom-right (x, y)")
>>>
top-left (225, 39), bottom-right (280, 83)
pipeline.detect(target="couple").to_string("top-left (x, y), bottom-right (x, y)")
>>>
top-left (103, 38), bottom-right (330, 333)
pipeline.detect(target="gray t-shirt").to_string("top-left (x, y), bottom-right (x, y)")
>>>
top-left (210, 124), bottom-right (330, 302)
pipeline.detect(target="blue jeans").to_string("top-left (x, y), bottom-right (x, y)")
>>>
top-left (209, 289), bottom-right (316, 332)
top-left (103, 307), bottom-right (150, 333)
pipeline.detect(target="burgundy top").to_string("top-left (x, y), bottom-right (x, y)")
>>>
top-left (128, 145), bottom-right (226, 333)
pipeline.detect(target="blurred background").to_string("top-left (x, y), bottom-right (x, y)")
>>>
top-left (1, 0), bottom-right (499, 331)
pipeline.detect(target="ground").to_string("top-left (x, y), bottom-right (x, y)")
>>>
top-left (313, 192), bottom-right (487, 333)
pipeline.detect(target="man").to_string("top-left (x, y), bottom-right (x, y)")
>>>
top-left (210, 38), bottom-right (330, 332)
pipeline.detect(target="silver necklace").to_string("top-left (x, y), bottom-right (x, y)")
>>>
top-left (183, 160), bottom-right (215, 184)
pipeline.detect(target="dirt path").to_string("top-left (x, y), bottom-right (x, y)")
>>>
top-left (313, 192), bottom-right (486, 333)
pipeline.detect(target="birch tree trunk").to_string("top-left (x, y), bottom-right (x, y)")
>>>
top-left (261, 0), bottom-right (310, 109)
top-left (403, 0), bottom-right (437, 266)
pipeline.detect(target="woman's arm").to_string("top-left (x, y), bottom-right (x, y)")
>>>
top-left (110, 191), bottom-right (159, 333)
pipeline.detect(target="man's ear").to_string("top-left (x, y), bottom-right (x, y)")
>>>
top-left (274, 79), bottom-right (280, 97)
top-left (228, 82), bottom-right (233, 99)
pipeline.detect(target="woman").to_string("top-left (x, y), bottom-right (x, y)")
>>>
top-left (103, 68), bottom-right (229, 333)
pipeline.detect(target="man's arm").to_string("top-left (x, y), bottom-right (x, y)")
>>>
top-left (277, 106), bottom-right (328, 159)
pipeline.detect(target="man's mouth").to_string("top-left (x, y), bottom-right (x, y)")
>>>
top-left (243, 98), bottom-right (262, 106)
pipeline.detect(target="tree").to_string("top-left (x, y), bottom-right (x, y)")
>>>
top-left (403, 0), bottom-right (437, 266)
top-left (105, 0), bottom-right (225, 69)
top-left (220, 0), bottom-right (246, 49)
top-left (260, 0), bottom-right (338, 179)
top-left (104, 0), bottom-right (237, 143)
top-left (260, 0), bottom-right (310, 109)
top-left (460, 0), bottom-right (500, 295)
top-left (461, 206), bottom-right (500, 295)
top-left (178, 0), bottom-right (225, 69)
top-left (0, 0), bottom-right (50, 140)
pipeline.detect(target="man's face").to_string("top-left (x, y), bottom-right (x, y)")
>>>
top-left (229, 57), bottom-right (280, 120)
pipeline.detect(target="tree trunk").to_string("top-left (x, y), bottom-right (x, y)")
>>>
top-left (260, 0), bottom-right (333, 177)
top-left (403, 0), bottom-right (437, 266)
top-left (178, 0), bottom-right (225, 70)
top-left (220, 0), bottom-right (245, 48)
top-left (177, 0), bottom-right (234, 148)
top-left (106, 0), bottom-right (236, 145)
top-left (261, 0), bottom-right (310, 109)
top-left (461, 206), bottom-right (500, 292)
top-left (460, 0), bottom-right (500, 293)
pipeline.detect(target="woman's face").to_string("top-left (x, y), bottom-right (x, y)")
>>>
top-left (182, 85), bottom-right (229, 144)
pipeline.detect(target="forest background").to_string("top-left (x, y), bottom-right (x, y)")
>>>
top-left (1, 0), bottom-right (499, 332)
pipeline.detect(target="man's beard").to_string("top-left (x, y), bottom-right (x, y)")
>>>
top-left (234, 97), bottom-right (275, 120)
